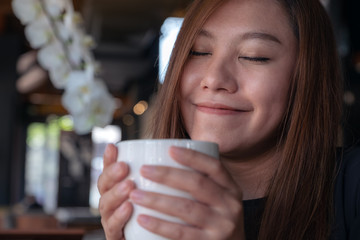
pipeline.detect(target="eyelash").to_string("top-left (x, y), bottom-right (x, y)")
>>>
top-left (190, 50), bottom-right (270, 62)
top-left (190, 50), bottom-right (211, 56)
top-left (240, 56), bottom-right (270, 62)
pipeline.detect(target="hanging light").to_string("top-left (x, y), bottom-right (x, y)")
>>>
top-left (133, 100), bottom-right (148, 116)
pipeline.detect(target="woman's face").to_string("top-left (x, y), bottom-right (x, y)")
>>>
top-left (180, 0), bottom-right (298, 158)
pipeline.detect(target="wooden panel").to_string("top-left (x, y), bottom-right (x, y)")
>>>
top-left (0, 229), bottom-right (84, 240)
top-left (0, 0), bottom-right (12, 14)
top-left (16, 214), bottom-right (58, 229)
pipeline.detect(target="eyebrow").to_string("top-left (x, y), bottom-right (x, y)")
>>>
top-left (198, 29), bottom-right (282, 45)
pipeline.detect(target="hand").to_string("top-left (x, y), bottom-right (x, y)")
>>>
top-left (129, 146), bottom-right (246, 240)
top-left (97, 144), bottom-right (135, 240)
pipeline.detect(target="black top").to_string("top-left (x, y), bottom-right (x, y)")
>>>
top-left (243, 198), bottom-right (266, 240)
top-left (242, 147), bottom-right (360, 240)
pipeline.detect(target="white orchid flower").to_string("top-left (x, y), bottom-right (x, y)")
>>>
top-left (43, 0), bottom-right (71, 18)
top-left (55, 21), bottom-right (72, 42)
top-left (24, 15), bottom-right (54, 48)
top-left (70, 89), bottom-right (116, 135)
top-left (62, 72), bottom-right (115, 134)
top-left (48, 63), bottom-right (71, 89)
top-left (13, 0), bottom-right (115, 134)
top-left (67, 29), bottom-right (95, 66)
top-left (37, 40), bottom-right (65, 70)
top-left (90, 89), bottom-right (116, 128)
top-left (71, 111), bottom-right (94, 135)
top-left (86, 81), bottom-right (116, 127)
top-left (12, 0), bottom-right (42, 25)
top-left (63, 10), bottom-right (82, 30)
top-left (68, 40), bottom-right (84, 66)
top-left (61, 70), bottom-right (95, 114)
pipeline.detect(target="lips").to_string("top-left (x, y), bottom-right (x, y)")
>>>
top-left (195, 102), bottom-right (250, 115)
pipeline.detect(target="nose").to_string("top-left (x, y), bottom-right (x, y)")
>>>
top-left (200, 55), bottom-right (238, 93)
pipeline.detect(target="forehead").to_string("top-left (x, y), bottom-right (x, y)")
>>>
top-left (201, 0), bottom-right (294, 44)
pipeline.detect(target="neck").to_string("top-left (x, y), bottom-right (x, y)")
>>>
top-left (221, 147), bottom-right (281, 200)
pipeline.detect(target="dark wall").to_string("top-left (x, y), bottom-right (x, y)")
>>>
top-left (340, 0), bottom-right (360, 145)
top-left (0, 34), bottom-right (21, 205)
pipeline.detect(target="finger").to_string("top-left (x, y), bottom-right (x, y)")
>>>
top-left (136, 214), bottom-right (206, 240)
top-left (169, 146), bottom-right (237, 190)
top-left (98, 161), bottom-right (129, 195)
top-left (99, 180), bottom-right (135, 220)
top-left (140, 165), bottom-right (227, 206)
top-left (103, 201), bottom-right (133, 240)
top-left (141, 165), bottom-right (243, 220)
top-left (130, 189), bottom-right (217, 228)
top-left (103, 144), bottom-right (118, 169)
top-left (133, 191), bottom-right (245, 240)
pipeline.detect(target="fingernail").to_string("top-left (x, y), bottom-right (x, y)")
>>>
top-left (141, 165), bottom-right (155, 176)
top-left (118, 181), bottom-right (129, 193)
top-left (104, 144), bottom-right (112, 158)
top-left (170, 146), bottom-right (182, 156)
top-left (130, 190), bottom-right (145, 202)
top-left (138, 215), bottom-right (152, 227)
top-left (116, 202), bottom-right (130, 217)
top-left (170, 146), bottom-right (186, 163)
top-left (112, 162), bottom-right (121, 174)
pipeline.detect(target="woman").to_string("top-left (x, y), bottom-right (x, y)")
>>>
top-left (98, 0), bottom-right (359, 239)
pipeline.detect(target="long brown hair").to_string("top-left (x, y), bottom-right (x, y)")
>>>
top-left (258, 0), bottom-right (343, 239)
top-left (149, 0), bottom-right (224, 138)
top-left (149, 0), bottom-right (343, 239)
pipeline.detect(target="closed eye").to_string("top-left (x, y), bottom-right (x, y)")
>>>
top-left (240, 56), bottom-right (270, 62)
top-left (190, 50), bottom-right (212, 56)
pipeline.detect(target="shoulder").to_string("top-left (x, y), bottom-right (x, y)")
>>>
top-left (334, 146), bottom-right (360, 239)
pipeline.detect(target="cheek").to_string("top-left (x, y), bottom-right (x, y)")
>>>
top-left (181, 61), bottom-right (201, 86)
top-left (179, 69), bottom-right (190, 99)
top-left (179, 62), bottom-right (202, 104)
top-left (259, 79), bottom-right (289, 107)
top-left (180, 61), bottom-right (214, 138)
top-left (250, 60), bottom-right (292, 101)
top-left (179, 66), bottom-right (194, 130)
top-left (245, 67), bottom-right (292, 130)
top-left (247, 79), bottom-right (289, 110)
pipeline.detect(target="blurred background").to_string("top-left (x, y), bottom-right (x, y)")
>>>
top-left (0, 0), bottom-right (360, 239)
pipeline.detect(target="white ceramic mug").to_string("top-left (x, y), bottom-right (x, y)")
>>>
top-left (117, 139), bottom-right (219, 240)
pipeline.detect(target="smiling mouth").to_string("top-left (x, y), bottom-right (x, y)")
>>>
top-left (195, 103), bottom-right (250, 115)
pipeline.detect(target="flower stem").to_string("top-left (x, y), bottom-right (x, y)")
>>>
top-left (38, 0), bottom-right (80, 71)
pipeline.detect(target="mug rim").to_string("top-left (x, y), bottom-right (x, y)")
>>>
top-left (117, 138), bottom-right (218, 146)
